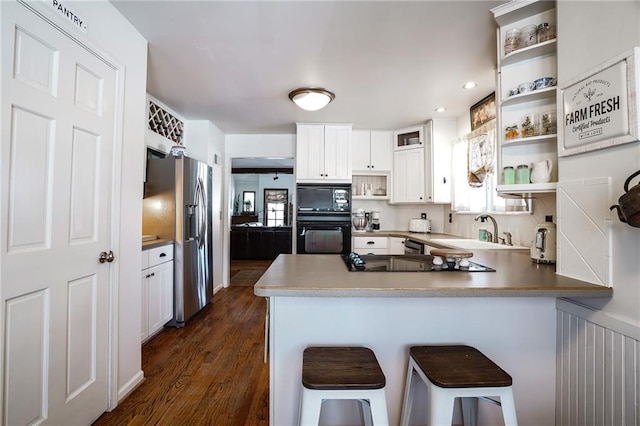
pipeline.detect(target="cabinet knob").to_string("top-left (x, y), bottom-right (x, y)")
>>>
top-left (371, 165), bottom-right (374, 169)
top-left (443, 177), bottom-right (447, 184)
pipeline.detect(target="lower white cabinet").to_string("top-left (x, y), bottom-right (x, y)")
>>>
top-left (388, 237), bottom-right (406, 255)
top-left (353, 236), bottom-right (387, 255)
top-left (353, 236), bottom-right (406, 255)
top-left (141, 243), bottom-right (174, 343)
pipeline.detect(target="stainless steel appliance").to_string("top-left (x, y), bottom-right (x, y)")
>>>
top-left (404, 239), bottom-right (425, 255)
top-left (342, 253), bottom-right (495, 272)
top-left (143, 156), bottom-right (213, 327)
top-left (296, 184), bottom-right (351, 255)
top-left (531, 215), bottom-right (556, 264)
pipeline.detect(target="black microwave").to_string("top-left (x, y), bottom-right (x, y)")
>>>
top-left (297, 184), bottom-right (351, 214)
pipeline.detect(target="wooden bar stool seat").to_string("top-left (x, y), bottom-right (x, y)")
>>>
top-left (299, 346), bottom-right (389, 425)
top-left (400, 345), bottom-right (518, 426)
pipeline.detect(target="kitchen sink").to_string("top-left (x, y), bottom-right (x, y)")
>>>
top-left (430, 238), bottom-right (529, 250)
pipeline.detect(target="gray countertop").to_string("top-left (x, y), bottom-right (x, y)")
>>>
top-left (142, 238), bottom-right (173, 250)
top-left (253, 250), bottom-right (613, 298)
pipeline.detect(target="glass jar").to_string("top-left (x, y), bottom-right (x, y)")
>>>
top-left (505, 124), bottom-right (519, 139)
top-left (519, 24), bottom-right (538, 47)
top-left (537, 23), bottom-right (556, 42)
top-left (503, 166), bottom-right (515, 185)
top-left (504, 28), bottom-right (520, 55)
top-left (540, 111), bottom-right (557, 135)
top-left (520, 113), bottom-right (539, 137)
top-left (516, 164), bottom-right (530, 184)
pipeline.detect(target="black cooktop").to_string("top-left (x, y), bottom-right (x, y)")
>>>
top-left (342, 253), bottom-right (495, 272)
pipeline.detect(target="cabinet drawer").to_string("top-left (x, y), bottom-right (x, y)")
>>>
top-left (148, 244), bottom-right (174, 268)
top-left (357, 248), bottom-right (388, 255)
top-left (353, 237), bottom-right (388, 249)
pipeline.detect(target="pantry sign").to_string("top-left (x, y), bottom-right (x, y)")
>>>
top-left (560, 48), bottom-right (639, 157)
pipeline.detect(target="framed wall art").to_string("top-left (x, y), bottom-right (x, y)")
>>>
top-left (559, 47), bottom-right (640, 157)
top-left (470, 92), bottom-right (496, 131)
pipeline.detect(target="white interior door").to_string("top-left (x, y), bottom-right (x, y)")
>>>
top-left (1, 3), bottom-right (118, 424)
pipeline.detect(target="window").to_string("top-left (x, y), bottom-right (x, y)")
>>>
top-left (452, 121), bottom-right (530, 213)
top-left (264, 189), bottom-right (288, 227)
top-left (242, 191), bottom-right (255, 213)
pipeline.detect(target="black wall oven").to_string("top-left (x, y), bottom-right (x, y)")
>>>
top-left (297, 216), bottom-right (351, 255)
top-left (296, 184), bottom-right (351, 255)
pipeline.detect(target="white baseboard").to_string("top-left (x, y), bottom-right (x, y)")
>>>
top-left (117, 370), bottom-right (145, 405)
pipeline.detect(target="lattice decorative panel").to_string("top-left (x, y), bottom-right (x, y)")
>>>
top-left (148, 101), bottom-right (184, 144)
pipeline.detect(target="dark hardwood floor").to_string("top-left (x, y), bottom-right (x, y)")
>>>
top-left (94, 263), bottom-right (271, 425)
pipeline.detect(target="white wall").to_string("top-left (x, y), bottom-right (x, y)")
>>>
top-left (557, 1), bottom-right (640, 327)
top-left (353, 200), bottom-right (447, 233)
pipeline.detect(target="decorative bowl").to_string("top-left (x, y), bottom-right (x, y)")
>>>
top-left (533, 77), bottom-right (556, 90)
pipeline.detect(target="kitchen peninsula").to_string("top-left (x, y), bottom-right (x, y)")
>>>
top-left (254, 245), bottom-right (611, 425)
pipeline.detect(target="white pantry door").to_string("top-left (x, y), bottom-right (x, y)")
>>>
top-left (1, 3), bottom-right (118, 425)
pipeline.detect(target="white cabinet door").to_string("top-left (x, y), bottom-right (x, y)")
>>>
top-left (369, 131), bottom-right (393, 171)
top-left (392, 148), bottom-right (425, 203)
top-left (428, 118), bottom-right (456, 203)
top-left (141, 271), bottom-right (149, 342)
top-left (159, 261), bottom-right (174, 325)
top-left (296, 124), bottom-right (325, 180)
top-left (388, 237), bottom-right (406, 255)
top-left (141, 243), bottom-right (174, 343)
top-left (324, 125), bottom-right (352, 180)
top-left (147, 260), bottom-right (173, 337)
top-left (352, 130), bottom-right (372, 171)
top-left (297, 124), bottom-right (351, 181)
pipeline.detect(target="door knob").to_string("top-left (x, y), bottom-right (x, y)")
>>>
top-left (99, 250), bottom-right (115, 263)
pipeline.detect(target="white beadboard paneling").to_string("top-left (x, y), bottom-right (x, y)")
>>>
top-left (557, 177), bottom-right (612, 285)
top-left (556, 299), bottom-right (639, 426)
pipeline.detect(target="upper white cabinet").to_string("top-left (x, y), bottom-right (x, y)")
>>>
top-left (296, 123), bottom-right (352, 183)
top-left (394, 125), bottom-right (424, 151)
top-left (492, 0), bottom-right (558, 197)
top-left (426, 118), bottom-right (456, 204)
top-left (392, 147), bottom-right (426, 203)
top-left (390, 119), bottom-right (455, 204)
top-left (352, 130), bottom-right (393, 172)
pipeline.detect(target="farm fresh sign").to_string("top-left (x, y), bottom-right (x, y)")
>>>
top-left (562, 60), bottom-right (629, 151)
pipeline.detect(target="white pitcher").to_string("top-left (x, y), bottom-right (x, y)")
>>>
top-left (530, 159), bottom-right (552, 183)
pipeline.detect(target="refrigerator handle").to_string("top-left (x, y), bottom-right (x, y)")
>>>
top-left (196, 178), bottom-right (207, 249)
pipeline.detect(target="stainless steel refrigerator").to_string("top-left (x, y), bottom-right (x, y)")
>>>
top-left (143, 156), bottom-right (213, 327)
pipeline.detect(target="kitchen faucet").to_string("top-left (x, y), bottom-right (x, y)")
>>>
top-left (474, 214), bottom-right (499, 243)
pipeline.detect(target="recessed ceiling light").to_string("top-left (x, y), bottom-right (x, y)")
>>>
top-left (288, 87), bottom-right (335, 111)
top-left (435, 107), bottom-right (447, 113)
top-left (463, 81), bottom-right (478, 89)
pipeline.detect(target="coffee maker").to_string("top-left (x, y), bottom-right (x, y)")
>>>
top-left (370, 211), bottom-right (380, 231)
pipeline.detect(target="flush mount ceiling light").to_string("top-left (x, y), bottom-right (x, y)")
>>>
top-left (288, 87), bottom-right (335, 111)
top-left (435, 107), bottom-right (447, 113)
top-left (463, 81), bottom-right (478, 90)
